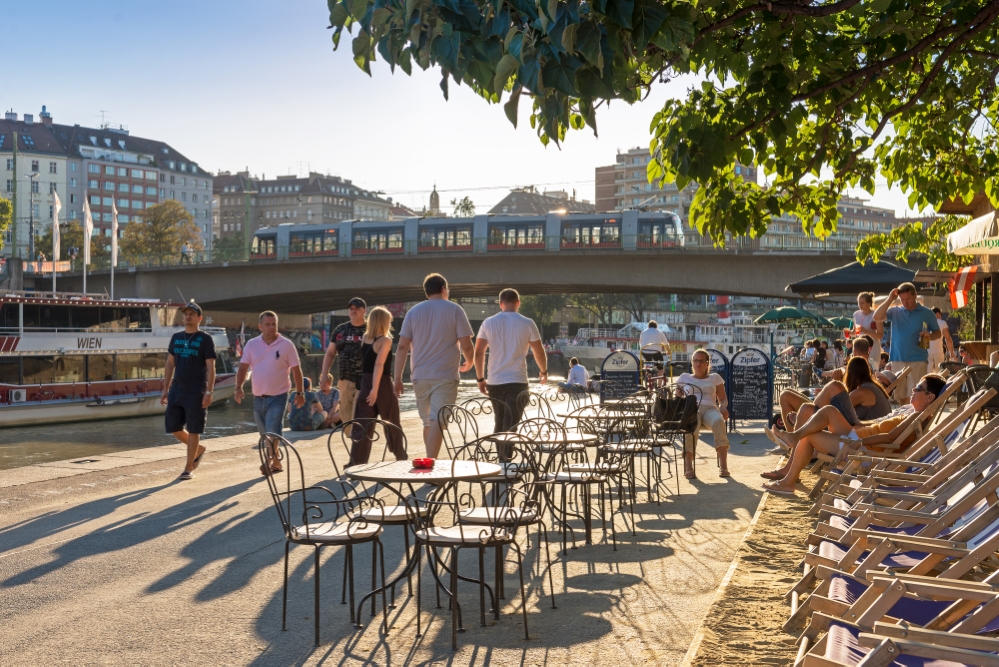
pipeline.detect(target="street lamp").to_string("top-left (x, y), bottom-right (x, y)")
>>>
top-left (242, 187), bottom-right (258, 260)
top-left (25, 172), bottom-right (39, 261)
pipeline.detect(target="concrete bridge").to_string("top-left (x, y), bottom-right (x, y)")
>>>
top-left (51, 247), bottom-right (877, 313)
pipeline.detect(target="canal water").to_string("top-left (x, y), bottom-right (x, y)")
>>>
top-left (0, 380), bottom-right (488, 470)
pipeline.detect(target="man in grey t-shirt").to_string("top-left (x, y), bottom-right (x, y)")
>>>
top-left (394, 273), bottom-right (475, 456)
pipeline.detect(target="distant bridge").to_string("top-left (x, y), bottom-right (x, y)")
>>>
top-left (53, 245), bottom-right (882, 314)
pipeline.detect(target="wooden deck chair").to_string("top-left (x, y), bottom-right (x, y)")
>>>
top-left (808, 387), bottom-right (993, 509)
top-left (805, 371), bottom-right (968, 498)
top-left (797, 574), bottom-right (999, 667)
top-left (785, 467), bottom-right (999, 623)
top-left (808, 414), bottom-right (999, 543)
top-left (882, 365), bottom-right (911, 404)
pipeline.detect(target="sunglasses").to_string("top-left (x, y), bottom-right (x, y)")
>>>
top-left (913, 385), bottom-right (930, 394)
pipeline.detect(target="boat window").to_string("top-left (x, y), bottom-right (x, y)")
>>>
top-left (53, 355), bottom-right (86, 383)
top-left (116, 353), bottom-right (165, 380)
top-left (41, 305), bottom-right (72, 329)
top-left (87, 354), bottom-right (114, 382)
top-left (0, 357), bottom-right (18, 383)
top-left (22, 356), bottom-right (56, 384)
top-left (215, 350), bottom-right (232, 374)
top-left (0, 303), bottom-right (19, 332)
top-left (127, 308), bottom-right (152, 330)
top-left (71, 306), bottom-right (102, 330)
top-left (99, 308), bottom-right (129, 330)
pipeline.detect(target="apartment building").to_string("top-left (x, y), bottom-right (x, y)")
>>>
top-left (214, 171), bottom-right (392, 240)
top-left (1, 106), bottom-right (213, 256)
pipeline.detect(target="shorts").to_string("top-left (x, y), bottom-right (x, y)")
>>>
top-left (641, 351), bottom-right (665, 364)
top-left (165, 391), bottom-right (207, 435)
top-left (253, 393), bottom-right (288, 438)
top-left (829, 391), bottom-right (860, 426)
top-left (413, 378), bottom-right (459, 427)
top-left (891, 361), bottom-right (927, 401)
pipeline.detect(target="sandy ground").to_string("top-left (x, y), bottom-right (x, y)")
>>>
top-left (687, 469), bottom-right (818, 666)
top-left (1, 410), bottom-right (778, 665)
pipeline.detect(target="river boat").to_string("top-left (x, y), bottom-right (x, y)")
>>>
top-left (0, 292), bottom-right (236, 427)
top-left (560, 313), bottom-right (800, 372)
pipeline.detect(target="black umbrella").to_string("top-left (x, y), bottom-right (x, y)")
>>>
top-left (787, 260), bottom-right (916, 297)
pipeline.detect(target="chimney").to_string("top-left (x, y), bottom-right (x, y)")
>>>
top-left (39, 105), bottom-right (52, 126)
top-left (4, 111), bottom-right (15, 121)
top-left (23, 114), bottom-right (33, 125)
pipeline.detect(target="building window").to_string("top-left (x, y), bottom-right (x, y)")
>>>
top-left (132, 200), bottom-right (142, 209)
top-left (118, 183), bottom-right (128, 192)
top-left (31, 180), bottom-right (39, 194)
top-left (170, 175), bottom-right (175, 184)
top-left (31, 160), bottom-right (39, 172)
top-left (90, 195), bottom-right (100, 205)
top-left (160, 173), bottom-right (165, 182)
top-left (131, 185), bottom-right (142, 194)
top-left (102, 197), bottom-right (113, 206)
top-left (192, 194), bottom-right (198, 203)
top-left (4, 180), bottom-right (11, 192)
top-left (146, 202), bottom-right (154, 209)
top-left (88, 179), bottom-right (98, 189)
top-left (131, 169), bottom-right (143, 178)
top-left (118, 198), bottom-right (129, 208)
top-left (70, 162), bottom-right (77, 172)
top-left (146, 187), bottom-right (156, 195)
top-left (70, 194), bottom-right (77, 204)
top-left (104, 182), bottom-right (114, 190)
top-left (70, 210), bottom-right (78, 219)
top-left (49, 162), bottom-right (57, 174)
top-left (120, 215), bottom-right (130, 223)
top-left (170, 190), bottom-right (175, 198)
top-left (5, 159), bottom-right (12, 170)
top-left (88, 164), bottom-right (100, 173)
top-left (49, 183), bottom-right (57, 194)
top-left (159, 188), bottom-right (165, 197)
top-left (70, 178), bottom-right (77, 187)
top-left (181, 192), bottom-right (187, 201)
top-left (117, 167), bottom-right (126, 176)
top-left (105, 166), bottom-right (114, 175)
top-left (146, 171), bottom-right (156, 180)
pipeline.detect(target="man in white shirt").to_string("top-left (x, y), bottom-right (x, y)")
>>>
top-left (558, 357), bottom-right (589, 393)
top-left (928, 307), bottom-right (953, 371)
top-left (473, 288), bottom-right (548, 432)
top-left (639, 320), bottom-right (670, 369)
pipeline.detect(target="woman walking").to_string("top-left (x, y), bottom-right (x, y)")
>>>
top-left (676, 349), bottom-right (730, 479)
top-left (350, 306), bottom-right (407, 466)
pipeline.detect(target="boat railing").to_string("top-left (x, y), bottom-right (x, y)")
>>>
top-left (1, 289), bottom-right (112, 300)
top-left (0, 326), bottom-right (156, 335)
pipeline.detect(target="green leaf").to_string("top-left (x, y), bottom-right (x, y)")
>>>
top-left (542, 56), bottom-right (579, 96)
top-left (632, 0), bottom-right (667, 47)
top-left (504, 85), bottom-right (522, 127)
top-left (493, 53), bottom-right (519, 91)
top-left (603, 0), bottom-right (634, 28)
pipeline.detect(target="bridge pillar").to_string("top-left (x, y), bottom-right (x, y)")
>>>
top-left (622, 210), bottom-right (638, 250)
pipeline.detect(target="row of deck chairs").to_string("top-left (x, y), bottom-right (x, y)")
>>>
top-left (775, 368), bottom-right (999, 664)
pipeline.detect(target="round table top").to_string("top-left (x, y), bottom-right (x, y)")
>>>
top-left (345, 459), bottom-right (503, 483)
top-left (558, 412), bottom-right (645, 420)
top-left (485, 432), bottom-right (601, 445)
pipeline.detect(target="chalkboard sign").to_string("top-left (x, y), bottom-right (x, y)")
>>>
top-left (729, 347), bottom-right (771, 421)
top-left (600, 350), bottom-right (641, 403)
top-left (707, 349), bottom-right (731, 409)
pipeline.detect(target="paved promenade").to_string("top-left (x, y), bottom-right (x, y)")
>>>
top-left (1, 410), bottom-right (774, 665)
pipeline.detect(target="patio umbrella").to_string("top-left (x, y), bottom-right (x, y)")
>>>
top-left (800, 309), bottom-right (835, 327)
top-left (787, 260), bottom-right (916, 297)
top-left (947, 211), bottom-right (999, 255)
top-left (754, 306), bottom-right (812, 323)
top-left (829, 316), bottom-right (854, 329)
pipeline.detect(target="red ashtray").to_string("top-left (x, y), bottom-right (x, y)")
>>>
top-left (412, 458), bottom-right (435, 469)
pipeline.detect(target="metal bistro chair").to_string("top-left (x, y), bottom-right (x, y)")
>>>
top-left (405, 456), bottom-right (534, 650)
top-left (260, 433), bottom-right (388, 645)
top-left (517, 389), bottom-right (558, 422)
top-left (654, 383), bottom-right (700, 485)
top-left (327, 419), bottom-right (422, 604)
top-left (964, 365), bottom-right (999, 434)
top-left (438, 403), bottom-right (481, 459)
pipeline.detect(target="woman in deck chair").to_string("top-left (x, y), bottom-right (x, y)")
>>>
top-left (761, 374), bottom-right (947, 496)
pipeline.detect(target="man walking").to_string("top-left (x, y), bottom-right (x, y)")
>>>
top-left (474, 288), bottom-right (548, 432)
top-left (394, 273), bottom-right (474, 457)
top-left (161, 301), bottom-right (216, 480)
top-left (234, 311), bottom-right (305, 475)
top-left (321, 297), bottom-right (367, 435)
top-left (873, 282), bottom-right (940, 404)
top-left (928, 307), bottom-right (954, 371)
top-left (180, 242), bottom-right (192, 265)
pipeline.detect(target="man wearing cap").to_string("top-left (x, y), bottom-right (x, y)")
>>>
top-left (321, 297), bottom-right (367, 436)
top-left (162, 301), bottom-right (216, 480)
top-left (235, 310), bottom-right (305, 475)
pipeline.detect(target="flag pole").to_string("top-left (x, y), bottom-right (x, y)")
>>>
top-left (111, 202), bottom-right (118, 300)
top-left (52, 192), bottom-right (61, 295)
top-left (83, 198), bottom-right (94, 297)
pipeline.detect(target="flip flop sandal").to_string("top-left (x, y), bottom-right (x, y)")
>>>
top-left (719, 470), bottom-right (731, 477)
top-left (760, 470), bottom-right (784, 480)
top-left (192, 447), bottom-right (206, 470)
top-left (179, 471), bottom-right (194, 480)
top-left (684, 470), bottom-right (697, 480)
top-left (762, 484), bottom-right (795, 496)
top-left (259, 464), bottom-right (272, 476)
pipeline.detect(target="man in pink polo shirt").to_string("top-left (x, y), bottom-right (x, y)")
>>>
top-left (234, 310), bottom-right (305, 475)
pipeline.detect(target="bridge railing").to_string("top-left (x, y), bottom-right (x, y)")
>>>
top-left (62, 231), bottom-right (867, 271)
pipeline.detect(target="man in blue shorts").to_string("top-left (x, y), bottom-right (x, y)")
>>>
top-left (162, 301), bottom-right (216, 480)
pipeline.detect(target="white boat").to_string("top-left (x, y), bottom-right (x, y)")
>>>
top-left (0, 292), bottom-right (236, 427)
top-left (560, 313), bottom-right (800, 372)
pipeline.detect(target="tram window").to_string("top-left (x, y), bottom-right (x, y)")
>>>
top-left (53, 355), bottom-right (86, 383)
top-left (87, 354), bottom-right (114, 381)
top-left (0, 357), bottom-right (18, 383)
top-left (0, 303), bottom-right (19, 331)
top-left (127, 308), bottom-right (152, 330)
top-left (22, 356), bottom-right (56, 384)
top-left (71, 306), bottom-right (101, 330)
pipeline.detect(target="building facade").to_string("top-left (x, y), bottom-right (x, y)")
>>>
top-left (1, 106), bottom-right (213, 257)
top-left (214, 171), bottom-right (392, 241)
top-left (488, 186), bottom-right (594, 215)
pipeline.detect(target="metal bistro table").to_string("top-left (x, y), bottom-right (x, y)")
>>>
top-left (344, 459), bottom-right (503, 617)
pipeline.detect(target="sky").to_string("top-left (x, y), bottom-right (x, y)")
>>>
top-left (2, 0), bottom-right (924, 217)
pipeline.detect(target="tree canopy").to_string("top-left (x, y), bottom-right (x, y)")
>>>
top-left (856, 215), bottom-right (976, 271)
top-left (37, 220), bottom-right (111, 267)
top-left (451, 195), bottom-right (476, 216)
top-left (0, 197), bottom-right (11, 254)
top-left (120, 200), bottom-right (202, 263)
top-left (329, 0), bottom-right (999, 243)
